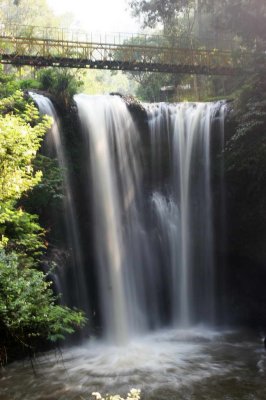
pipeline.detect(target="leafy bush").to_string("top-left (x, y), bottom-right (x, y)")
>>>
top-left (0, 250), bottom-right (85, 357)
top-left (19, 78), bottom-right (41, 91)
top-left (37, 68), bottom-right (84, 107)
top-left (0, 203), bottom-right (45, 265)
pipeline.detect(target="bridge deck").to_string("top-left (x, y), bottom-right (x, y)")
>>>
top-left (0, 24), bottom-right (251, 75)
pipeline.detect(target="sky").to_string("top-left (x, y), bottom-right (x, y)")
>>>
top-left (47, 0), bottom-right (141, 33)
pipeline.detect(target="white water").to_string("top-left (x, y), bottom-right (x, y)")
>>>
top-left (30, 93), bottom-right (89, 313)
top-left (152, 193), bottom-right (180, 324)
top-left (75, 94), bottom-right (156, 343)
top-left (3, 328), bottom-right (266, 400)
top-left (148, 102), bottom-right (223, 326)
top-left (72, 97), bottom-right (226, 342)
top-left (32, 94), bottom-right (226, 342)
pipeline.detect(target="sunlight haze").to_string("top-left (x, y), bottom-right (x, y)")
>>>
top-left (47, 0), bottom-right (140, 33)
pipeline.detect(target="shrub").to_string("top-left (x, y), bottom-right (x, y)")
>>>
top-left (0, 250), bottom-right (86, 358)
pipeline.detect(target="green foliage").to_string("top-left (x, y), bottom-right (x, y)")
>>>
top-left (115, 34), bottom-right (183, 101)
top-left (129, 0), bottom-right (193, 33)
top-left (0, 0), bottom-right (66, 28)
top-left (0, 65), bottom-right (40, 98)
top-left (223, 75), bottom-right (266, 268)
top-left (225, 70), bottom-right (266, 189)
top-left (0, 202), bottom-right (45, 265)
top-left (0, 66), bottom-right (20, 98)
top-left (128, 0), bottom-right (265, 100)
top-left (82, 70), bottom-right (138, 96)
top-left (226, 98), bottom-right (266, 165)
top-left (37, 68), bottom-right (84, 107)
top-left (0, 69), bottom-right (86, 362)
top-left (0, 94), bottom-right (50, 201)
top-left (0, 250), bottom-right (86, 347)
top-left (27, 154), bottom-right (64, 214)
top-left (0, 89), bottom-right (51, 258)
top-left (201, 0), bottom-right (266, 45)
top-left (19, 78), bottom-right (41, 91)
top-left (134, 72), bottom-right (178, 102)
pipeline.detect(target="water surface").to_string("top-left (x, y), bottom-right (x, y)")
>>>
top-left (1, 329), bottom-right (265, 400)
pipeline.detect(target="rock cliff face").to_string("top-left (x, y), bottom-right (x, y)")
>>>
top-left (220, 100), bottom-right (266, 327)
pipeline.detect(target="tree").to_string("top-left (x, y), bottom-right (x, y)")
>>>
top-left (0, 0), bottom-right (74, 30)
top-left (128, 0), bottom-right (266, 100)
top-left (129, 0), bottom-right (194, 34)
top-left (0, 0), bottom-right (58, 27)
top-left (200, 0), bottom-right (266, 46)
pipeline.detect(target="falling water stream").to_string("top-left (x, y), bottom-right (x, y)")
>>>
top-left (74, 97), bottom-right (223, 339)
top-left (29, 93), bottom-right (89, 314)
top-left (148, 102), bottom-right (218, 326)
top-left (1, 96), bottom-right (265, 400)
top-left (75, 94), bottom-right (153, 343)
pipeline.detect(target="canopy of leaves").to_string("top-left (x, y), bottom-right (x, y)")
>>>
top-left (129, 0), bottom-right (193, 31)
top-left (200, 0), bottom-right (266, 46)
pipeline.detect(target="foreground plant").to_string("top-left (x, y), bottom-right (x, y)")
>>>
top-left (92, 389), bottom-right (141, 400)
top-left (0, 250), bottom-right (86, 359)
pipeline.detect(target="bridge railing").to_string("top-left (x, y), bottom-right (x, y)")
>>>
top-left (0, 22), bottom-right (236, 51)
top-left (0, 22), bottom-right (254, 74)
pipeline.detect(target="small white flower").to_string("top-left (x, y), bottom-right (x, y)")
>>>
top-left (92, 392), bottom-right (103, 400)
top-left (127, 389), bottom-right (141, 400)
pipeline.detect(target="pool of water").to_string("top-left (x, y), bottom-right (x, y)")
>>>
top-left (1, 328), bottom-right (265, 400)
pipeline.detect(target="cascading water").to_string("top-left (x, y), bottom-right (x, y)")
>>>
top-left (75, 94), bottom-right (159, 344)
top-left (30, 93), bottom-right (89, 315)
top-left (148, 102), bottom-right (223, 326)
top-left (73, 96), bottom-right (225, 341)
top-left (31, 93), bottom-right (226, 342)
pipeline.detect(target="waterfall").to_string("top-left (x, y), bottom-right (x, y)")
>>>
top-left (75, 94), bottom-right (159, 344)
top-left (148, 102), bottom-right (224, 326)
top-left (32, 92), bottom-right (226, 344)
top-left (30, 93), bottom-right (89, 315)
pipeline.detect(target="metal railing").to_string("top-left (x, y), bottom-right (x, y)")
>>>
top-left (0, 22), bottom-right (252, 75)
top-left (0, 22), bottom-right (237, 50)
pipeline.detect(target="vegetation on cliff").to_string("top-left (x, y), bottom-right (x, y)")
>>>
top-left (0, 66), bottom-right (86, 364)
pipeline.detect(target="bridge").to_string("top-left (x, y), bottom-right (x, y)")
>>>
top-left (0, 24), bottom-right (251, 75)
